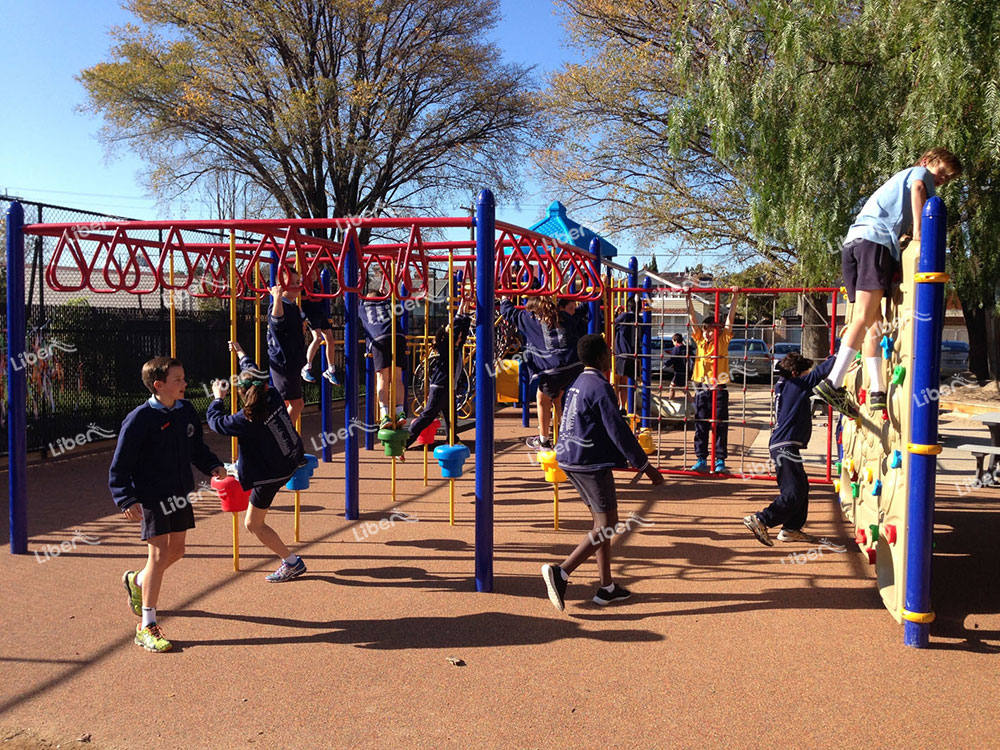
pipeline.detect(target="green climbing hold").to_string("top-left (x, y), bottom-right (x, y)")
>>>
top-left (891, 365), bottom-right (906, 386)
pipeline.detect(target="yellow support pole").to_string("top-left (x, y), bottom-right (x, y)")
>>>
top-left (228, 230), bottom-right (239, 571)
top-left (550, 262), bottom-right (559, 530)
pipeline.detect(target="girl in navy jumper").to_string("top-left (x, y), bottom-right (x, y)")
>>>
top-left (541, 334), bottom-right (663, 611)
top-left (743, 351), bottom-right (835, 546)
top-left (500, 295), bottom-right (589, 451)
top-left (267, 270), bottom-right (307, 424)
top-left (207, 341), bottom-right (307, 582)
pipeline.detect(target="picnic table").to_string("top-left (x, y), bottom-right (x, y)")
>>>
top-left (956, 411), bottom-right (1000, 484)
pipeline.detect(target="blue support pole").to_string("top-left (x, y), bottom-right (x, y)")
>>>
top-left (627, 257), bottom-right (638, 417)
top-left (320, 269), bottom-right (333, 463)
top-left (588, 238), bottom-right (601, 335)
top-left (7, 203), bottom-right (27, 554)
top-left (641, 276), bottom-right (652, 427)
top-left (343, 234), bottom-right (360, 520)
top-left (475, 189), bottom-right (496, 592)
top-left (903, 195), bottom-right (947, 648)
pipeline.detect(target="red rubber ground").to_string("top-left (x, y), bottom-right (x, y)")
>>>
top-left (1, 406), bottom-right (998, 748)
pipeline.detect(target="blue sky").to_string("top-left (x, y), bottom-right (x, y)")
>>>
top-left (0, 0), bottom-right (671, 269)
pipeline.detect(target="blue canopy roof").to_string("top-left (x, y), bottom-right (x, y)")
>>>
top-left (527, 201), bottom-right (618, 259)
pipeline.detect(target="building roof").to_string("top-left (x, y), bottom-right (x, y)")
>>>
top-left (528, 201), bottom-right (618, 259)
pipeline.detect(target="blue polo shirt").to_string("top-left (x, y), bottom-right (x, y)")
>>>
top-left (844, 166), bottom-right (936, 260)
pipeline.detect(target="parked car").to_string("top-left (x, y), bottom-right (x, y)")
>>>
top-left (728, 338), bottom-right (773, 381)
top-left (771, 342), bottom-right (800, 357)
top-left (940, 340), bottom-right (970, 379)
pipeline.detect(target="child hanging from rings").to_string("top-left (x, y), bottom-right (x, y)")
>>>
top-left (206, 341), bottom-right (307, 582)
top-left (500, 293), bottom-right (589, 451)
top-left (743, 351), bottom-right (835, 546)
top-left (360, 266), bottom-right (408, 428)
top-left (405, 296), bottom-right (473, 451)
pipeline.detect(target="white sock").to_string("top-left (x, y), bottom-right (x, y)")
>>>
top-left (559, 566), bottom-right (569, 581)
top-left (866, 357), bottom-right (884, 393)
top-left (141, 607), bottom-right (156, 629)
top-left (395, 404), bottom-right (405, 416)
top-left (135, 570), bottom-right (144, 588)
top-left (283, 554), bottom-right (299, 565)
top-left (380, 404), bottom-right (390, 419)
top-left (829, 345), bottom-right (858, 388)
top-left (601, 583), bottom-right (614, 592)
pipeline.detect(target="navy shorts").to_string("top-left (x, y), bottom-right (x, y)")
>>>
top-left (306, 315), bottom-right (333, 332)
top-left (270, 365), bottom-right (303, 401)
top-left (538, 362), bottom-right (584, 400)
top-left (370, 334), bottom-right (407, 371)
top-left (566, 467), bottom-right (618, 515)
top-left (842, 238), bottom-right (897, 303)
top-left (249, 481), bottom-right (285, 510)
top-left (139, 497), bottom-right (196, 541)
top-left (614, 355), bottom-right (636, 380)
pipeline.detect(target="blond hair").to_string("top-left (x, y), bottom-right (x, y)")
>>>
top-left (916, 148), bottom-right (962, 178)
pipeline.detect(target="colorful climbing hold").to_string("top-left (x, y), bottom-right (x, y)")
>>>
top-left (891, 365), bottom-right (906, 386)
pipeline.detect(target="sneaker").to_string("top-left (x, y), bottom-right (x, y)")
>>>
top-left (869, 390), bottom-right (887, 410)
top-left (592, 583), bottom-right (632, 606)
top-left (812, 379), bottom-right (859, 419)
top-left (379, 415), bottom-right (393, 429)
top-left (690, 458), bottom-right (710, 473)
top-left (526, 435), bottom-right (553, 451)
top-left (777, 528), bottom-right (815, 543)
top-left (714, 459), bottom-right (726, 473)
top-left (322, 367), bottom-right (340, 386)
top-left (265, 557), bottom-right (307, 582)
top-left (541, 564), bottom-right (568, 611)
top-left (743, 514), bottom-right (774, 547)
top-left (122, 570), bottom-right (142, 616)
top-left (396, 411), bottom-right (407, 427)
top-left (300, 365), bottom-right (316, 383)
top-left (134, 623), bottom-right (172, 652)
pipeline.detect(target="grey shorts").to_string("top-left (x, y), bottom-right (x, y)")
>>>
top-left (565, 467), bottom-right (618, 515)
top-left (842, 238), bottom-right (897, 303)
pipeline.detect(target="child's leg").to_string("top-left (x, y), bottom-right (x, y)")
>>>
top-left (394, 365), bottom-right (405, 415)
top-left (245, 505), bottom-right (291, 560)
top-left (784, 455), bottom-right (810, 530)
top-left (286, 398), bottom-right (303, 424)
top-left (560, 506), bottom-right (619, 586)
top-left (321, 330), bottom-right (337, 370)
top-left (406, 387), bottom-right (447, 448)
top-left (536, 390), bottom-right (553, 438)
top-left (714, 387), bottom-right (729, 462)
top-left (305, 330), bottom-right (322, 367)
top-left (138, 532), bottom-right (182, 612)
top-left (693, 386), bottom-right (710, 459)
top-left (376, 368), bottom-right (390, 415)
top-left (829, 290), bottom-right (884, 388)
top-left (757, 448), bottom-right (800, 528)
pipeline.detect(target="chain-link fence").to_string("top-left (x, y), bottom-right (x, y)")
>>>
top-left (1, 197), bottom-right (451, 456)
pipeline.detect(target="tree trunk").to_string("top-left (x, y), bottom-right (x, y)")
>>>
top-left (962, 301), bottom-right (988, 382)
top-left (801, 292), bottom-right (830, 361)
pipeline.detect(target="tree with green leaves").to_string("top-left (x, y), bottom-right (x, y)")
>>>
top-left (81, 0), bottom-right (537, 229)
top-left (542, 0), bottom-right (1000, 380)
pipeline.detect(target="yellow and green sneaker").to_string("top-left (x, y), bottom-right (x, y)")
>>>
top-left (134, 623), bottom-right (172, 652)
top-left (122, 570), bottom-right (142, 616)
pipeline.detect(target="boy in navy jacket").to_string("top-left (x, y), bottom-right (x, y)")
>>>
top-left (541, 334), bottom-right (663, 611)
top-left (207, 341), bottom-right (307, 581)
top-left (109, 357), bottom-right (226, 652)
top-left (612, 300), bottom-right (650, 412)
top-left (267, 269), bottom-right (307, 424)
top-left (405, 299), bottom-right (472, 450)
top-left (743, 352), bottom-right (835, 546)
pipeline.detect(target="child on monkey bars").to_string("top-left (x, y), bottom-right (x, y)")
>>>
top-left (360, 267), bottom-right (408, 429)
top-left (405, 296), bottom-right (473, 451)
top-left (500, 293), bottom-right (589, 451)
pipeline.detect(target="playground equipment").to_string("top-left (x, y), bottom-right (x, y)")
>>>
top-left (835, 197), bottom-right (947, 648)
